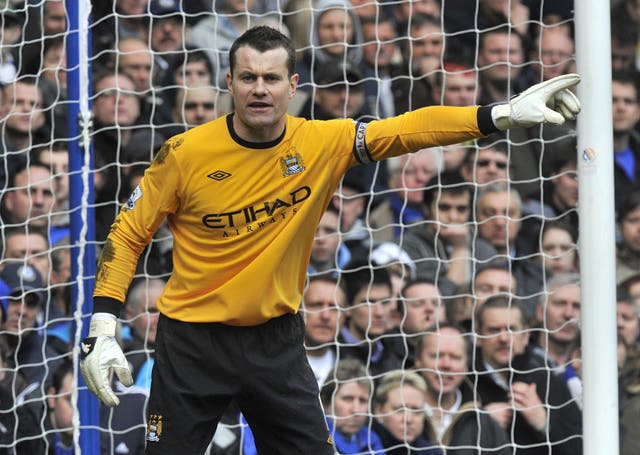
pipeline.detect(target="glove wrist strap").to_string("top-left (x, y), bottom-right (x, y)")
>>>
top-left (89, 312), bottom-right (117, 337)
top-left (491, 104), bottom-right (512, 131)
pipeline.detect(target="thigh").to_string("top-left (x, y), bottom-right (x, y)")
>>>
top-left (144, 315), bottom-right (236, 454)
top-left (237, 314), bottom-right (334, 455)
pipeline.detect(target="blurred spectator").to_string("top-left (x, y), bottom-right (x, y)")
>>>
top-left (0, 263), bottom-right (61, 385)
top-left (299, 63), bottom-right (371, 121)
top-left (339, 265), bottom-right (402, 376)
top-left (320, 358), bottom-right (385, 454)
top-left (360, 13), bottom-right (401, 119)
top-left (430, 59), bottom-right (480, 107)
top-left (1, 161), bottom-right (54, 230)
top-left (617, 192), bottom-right (640, 285)
top-left (124, 278), bottom-right (165, 391)
top-left (149, 0), bottom-right (186, 84)
top-left (302, 274), bottom-right (347, 387)
top-left (0, 333), bottom-right (44, 453)
top-left (612, 70), bottom-right (640, 211)
top-left (308, 205), bottom-right (351, 275)
top-left (617, 295), bottom-right (640, 351)
top-left (369, 148), bottom-right (443, 243)
top-left (372, 370), bottom-right (442, 454)
top-left (475, 184), bottom-right (540, 316)
top-left (370, 242), bottom-right (417, 318)
top-left (539, 221), bottom-right (578, 278)
top-left (2, 226), bottom-right (51, 289)
top-left (472, 263), bottom-right (518, 307)
top-left (460, 137), bottom-right (510, 186)
top-left (190, 0), bottom-right (284, 88)
top-left (332, 170), bottom-right (370, 259)
top-left (0, 1), bottom-right (24, 84)
top-left (611, 26), bottom-right (638, 72)
top-left (413, 324), bottom-right (511, 453)
top-left (401, 171), bottom-right (496, 292)
top-left (477, 27), bottom-right (526, 105)
top-left (165, 84), bottom-right (220, 137)
top-left (473, 296), bottom-right (583, 455)
top-left (539, 153), bottom-right (579, 235)
top-left (611, 0), bottom-right (640, 72)
top-left (523, 25), bottom-right (575, 85)
top-left (38, 37), bottom-right (69, 137)
top-left (393, 13), bottom-right (444, 113)
top-left (532, 273), bottom-right (581, 371)
top-left (0, 77), bottom-right (47, 159)
top-left (391, 278), bottom-right (444, 368)
top-left (294, 0), bottom-right (363, 93)
top-left (18, 0), bottom-right (66, 76)
top-left (392, 0), bottom-right (441, 36)
top-left (32, 142), bottom-right (71, 243)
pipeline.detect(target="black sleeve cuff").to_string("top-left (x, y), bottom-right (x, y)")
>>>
top-left (477, 105), bottom-right (499, 136)
top-left (93, 297), bottom-right (123, 317)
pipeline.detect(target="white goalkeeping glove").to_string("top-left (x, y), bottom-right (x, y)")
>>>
top-left (80, 312), bottom-right (133, 407)
top-left (491, 73), bottom-right (581, 130)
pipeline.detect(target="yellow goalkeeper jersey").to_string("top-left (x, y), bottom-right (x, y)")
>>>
top-left (94, 106), bottom-right (489, 325)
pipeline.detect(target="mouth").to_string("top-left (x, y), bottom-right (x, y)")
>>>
top-left (248, 101), bottom-right (271, 112)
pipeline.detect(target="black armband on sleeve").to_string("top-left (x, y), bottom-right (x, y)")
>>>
top-left (477, 106), bottom-right (499, 136)
top-left (93, 297), bottom-right (123, 317)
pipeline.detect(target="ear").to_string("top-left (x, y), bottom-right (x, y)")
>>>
top-left (226, 72), bottom-right (233, 93)
top-left (289, 73), bottom-right (299, 99)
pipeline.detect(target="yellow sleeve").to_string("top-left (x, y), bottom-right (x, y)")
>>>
top-left (363, 105), bottom-right (486, 161)
top-left (93, 137), bottom-right (183, 303)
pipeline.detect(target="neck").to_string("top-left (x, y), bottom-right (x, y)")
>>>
top-left (305, 345), bottom-right (330, 357)
top-left (613, 131), bottom-right (630, 152)
top-left (538, 336), bottom-right (572, 366)
top-left (426, 389), bottom-right (457, 410)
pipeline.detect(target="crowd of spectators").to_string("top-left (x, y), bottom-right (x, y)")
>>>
top-left (0, 0), bottom-right (639, 453)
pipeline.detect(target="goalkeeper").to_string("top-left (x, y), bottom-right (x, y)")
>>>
top-left (80, 25), bottom-right (581, 454)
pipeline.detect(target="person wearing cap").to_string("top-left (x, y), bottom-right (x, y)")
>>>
top-left (1, 263), bottom-right (62, 386)
top-left (79, 26), bottom-right (581, 454)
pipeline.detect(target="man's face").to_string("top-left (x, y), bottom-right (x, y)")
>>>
top-left (303, 280), bottom-right (345, 347)
top-left (375, 385), bottom-right (425, 443)
top-left (93, 74), bottom-right (140, 126)
top-left (174, 60), bottom-right (211, 87)
top-left (47, 371), bottom-right (74, 439)
top-left (621, 206), bottom-right (640, 252)
top-left (464, 148), bottom-right (509, 185)
top-left (43, 0), bottom-right (66, 35)
top-left (541, 227), bottom-right (576, 275)
top-left (428, 191), bottom-right (471, 239)
top-left (391, 151), bottom-right (440, 205)
top-left (415, 327), bottom-right (468, 397)
top-left (42, 43), bottom-right (67, 90)
top-left (4, 166), bottom-right (54, 227)
top-left (348, 284), bottom-right (393, 338)
top-left (118, 42), bottom-right (153, 94)
top-left (39, 148), bottom-right (70, 202)
top-left (329, 381), bottom-right (369, 436)
top-left (537, 284), bottom-right (580, 345)
top-left (533, 29), bottom-right (574, 81)
top-left (409, 23), bottom-right (444, 62)
top-left (311, 211), bottom-right (340, 266)
top-left (4, 295), bottom-right (41, 334)
top-left (435, 72), bottom-right (478, 106)
top-left (612, 81), bottom-right (640, 134)
top-left (617, 301), bottom-right (640, 347)
top-left (473, 268), bottom-right (515, 306)
top-left (362, 21), bottom-right (397, 68)
top-left (3, 82), bottom-right (45, 135)
top-left (317, 9), bottom-right (354, 57)
top-left (551, 163), bottom-right (578, 210)
top-left (5, 233), bottom-right (51, 283)
top-left (478, 32), bottom-right (523, 83)
top-left (332, 186), bottom-right (365, 233)
top-left (315, 85), bottom-right (365, 119)
top-left (227, 46), bottom-right (297, 142)
top-left (401, 282), bottom-right (440, 334)
top-left (151, 16), bottom-right (183, 53)
top-left (174, 86), bottom-right (218, 126)
top-left (477, 190), bottom-right (521, 253)
top-left (478, 307), bottom-right (528, 369)
top-left (127, 282), bottom-right (163, 346)
top-left (399, 0), bottom-right (441, 22)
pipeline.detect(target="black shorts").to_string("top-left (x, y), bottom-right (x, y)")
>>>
top-left (144, 312), bottom-right (334, 454)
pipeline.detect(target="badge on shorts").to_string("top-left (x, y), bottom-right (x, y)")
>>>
top-left (146, 414), bottom-right (163, 442)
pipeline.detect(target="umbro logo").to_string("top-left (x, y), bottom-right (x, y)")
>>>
top-left (208, 170), bottom-right (232, 181)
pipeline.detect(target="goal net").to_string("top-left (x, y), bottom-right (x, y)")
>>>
top-left (0, 0), bottom-right (590, 453)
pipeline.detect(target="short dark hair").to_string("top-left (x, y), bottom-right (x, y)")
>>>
top-left (423, 171), bottom-right (472, 209)
top-left (341, 265), bottom-right (392, 307)
top-left (612, 69), bottom-right (640, 103)
top-left (618, 191), bottom-right (640, 224)
top-left (475, 295), bottom-right (525, 333)
top-left (229, 26), bottom-right (296, 77)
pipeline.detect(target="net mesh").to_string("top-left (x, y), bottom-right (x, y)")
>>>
top-left (0, 0), bottom-right (587, 453)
